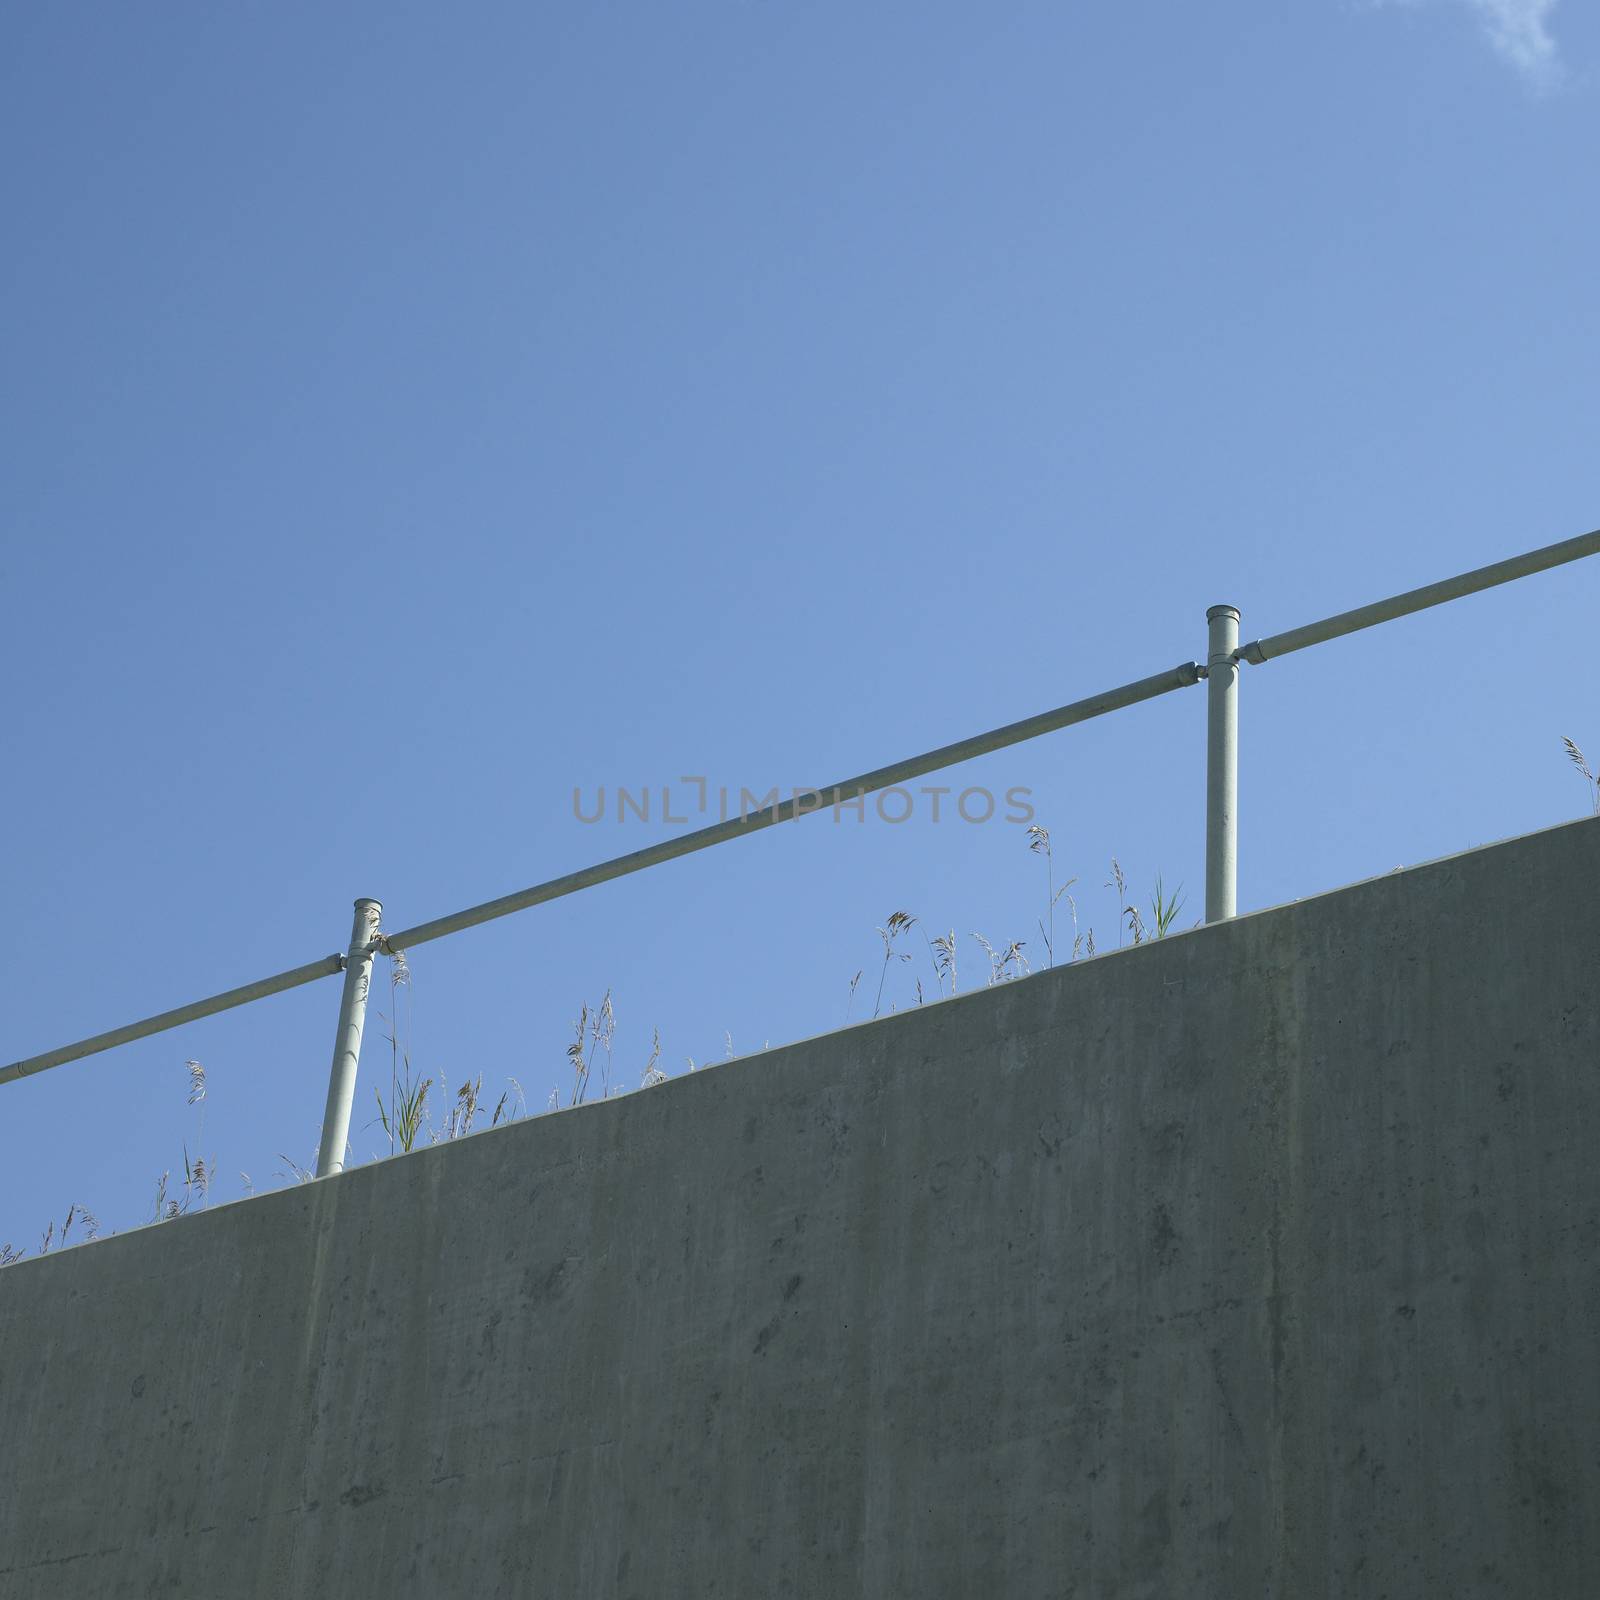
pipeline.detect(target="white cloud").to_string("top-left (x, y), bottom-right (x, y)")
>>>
top-left (1376, 0), bottom-right (1565, 89)
top-left (1466, 0), bottom-right (1562, 86)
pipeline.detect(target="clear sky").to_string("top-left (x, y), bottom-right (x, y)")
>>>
top-left (3, 0), bottom-right (1596, 1253)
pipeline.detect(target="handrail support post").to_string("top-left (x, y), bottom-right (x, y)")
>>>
top-left (315, 898), bottom-right (382, 1178)
top-left (1206, 606), bottom-right (1240, 922)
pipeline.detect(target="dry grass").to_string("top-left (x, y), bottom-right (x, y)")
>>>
top-left (1027, 825), bottom-right (1078, 967)
top-left (641, 1028), bottom-right (667, 1088)
top-left (844, 970), bottom-right (862, 1022)
top-left (1106, 858), bottom-right (1130, 947)
top-left (375, 949), bottom-right (413, 1155)
top-left (27, 1202), bottom-right (101, 1260)
top-left (567, 1004), bottom-right (591, 1105)
top-left (874, 912), bottom-right (917, 1018)
top-left (591, 993), bottom-right (617, 1097)
top-left (442, 1076), bottom-right (483, 1140)
top-left (182, 1150), bottom-right (212, 1209)
top-left (1563, 736), bottom-right (1599, 815)
top-left (276, 1152), bottom-right (316, 1186)
top-left (972, 933), bottom-right (1030, 984)
top-left (836, 829), bottom-right (1191, 1020)
top-left (491, 1078), bottom-right (526, 1126)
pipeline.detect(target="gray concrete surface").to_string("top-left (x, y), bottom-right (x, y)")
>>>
top-left (2, 817), bottom-right (1597, 1598)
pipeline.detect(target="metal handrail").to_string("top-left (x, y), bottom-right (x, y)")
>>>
top-left (383, 661), bottom-right (1204, 952)
top-left (1239, 527), bottom-right (1600, 663)
top-left (0, 660), bottom-right (1205, 1096)
top-left (5, 526), bottom-right (1597, 1179)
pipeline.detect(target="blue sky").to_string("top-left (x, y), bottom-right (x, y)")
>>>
top-left (3, 0), bottom-right (1596, 1252)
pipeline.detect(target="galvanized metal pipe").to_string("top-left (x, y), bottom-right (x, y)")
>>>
top-left (0, 953), bottom-right (345, 1088)
top-left (1205, 606), bottom-right (1240, 923)
top-left (5, 525), bottom-right (1598, 1096)
top-left (315, 899), bottom-right (382, 1179)
top-left (1238, 526), bottom-right (1600, 665)
top-left (383, 660), bottom-right (1204, 951)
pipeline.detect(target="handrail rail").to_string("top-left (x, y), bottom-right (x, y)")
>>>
top-left (0, 956), bottom-right (347, 1088)
top-left (384, 660), bottom-right (1204, 952)
top-left (0, 659), bottom-right (1203, 1087)
top-left (5, 525), bottom-right (1598, 1178)
top-left (1239, 527), bottom-right (1600, 664)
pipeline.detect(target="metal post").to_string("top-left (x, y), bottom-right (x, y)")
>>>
top-left (316, 898), bottom-right (381, 1178)
top-left (1205, 606), bottom-right (1239, 923)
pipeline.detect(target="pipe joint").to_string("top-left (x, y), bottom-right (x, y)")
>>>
top-left (1206, 605), bottom-right (1241, 665)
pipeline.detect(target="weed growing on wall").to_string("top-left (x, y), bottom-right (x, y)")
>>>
top-left (1563, 737), bottom-right (1599, 815)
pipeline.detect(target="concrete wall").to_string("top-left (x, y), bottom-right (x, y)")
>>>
top-left (3, 818), bottom-right (1597, 1598)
